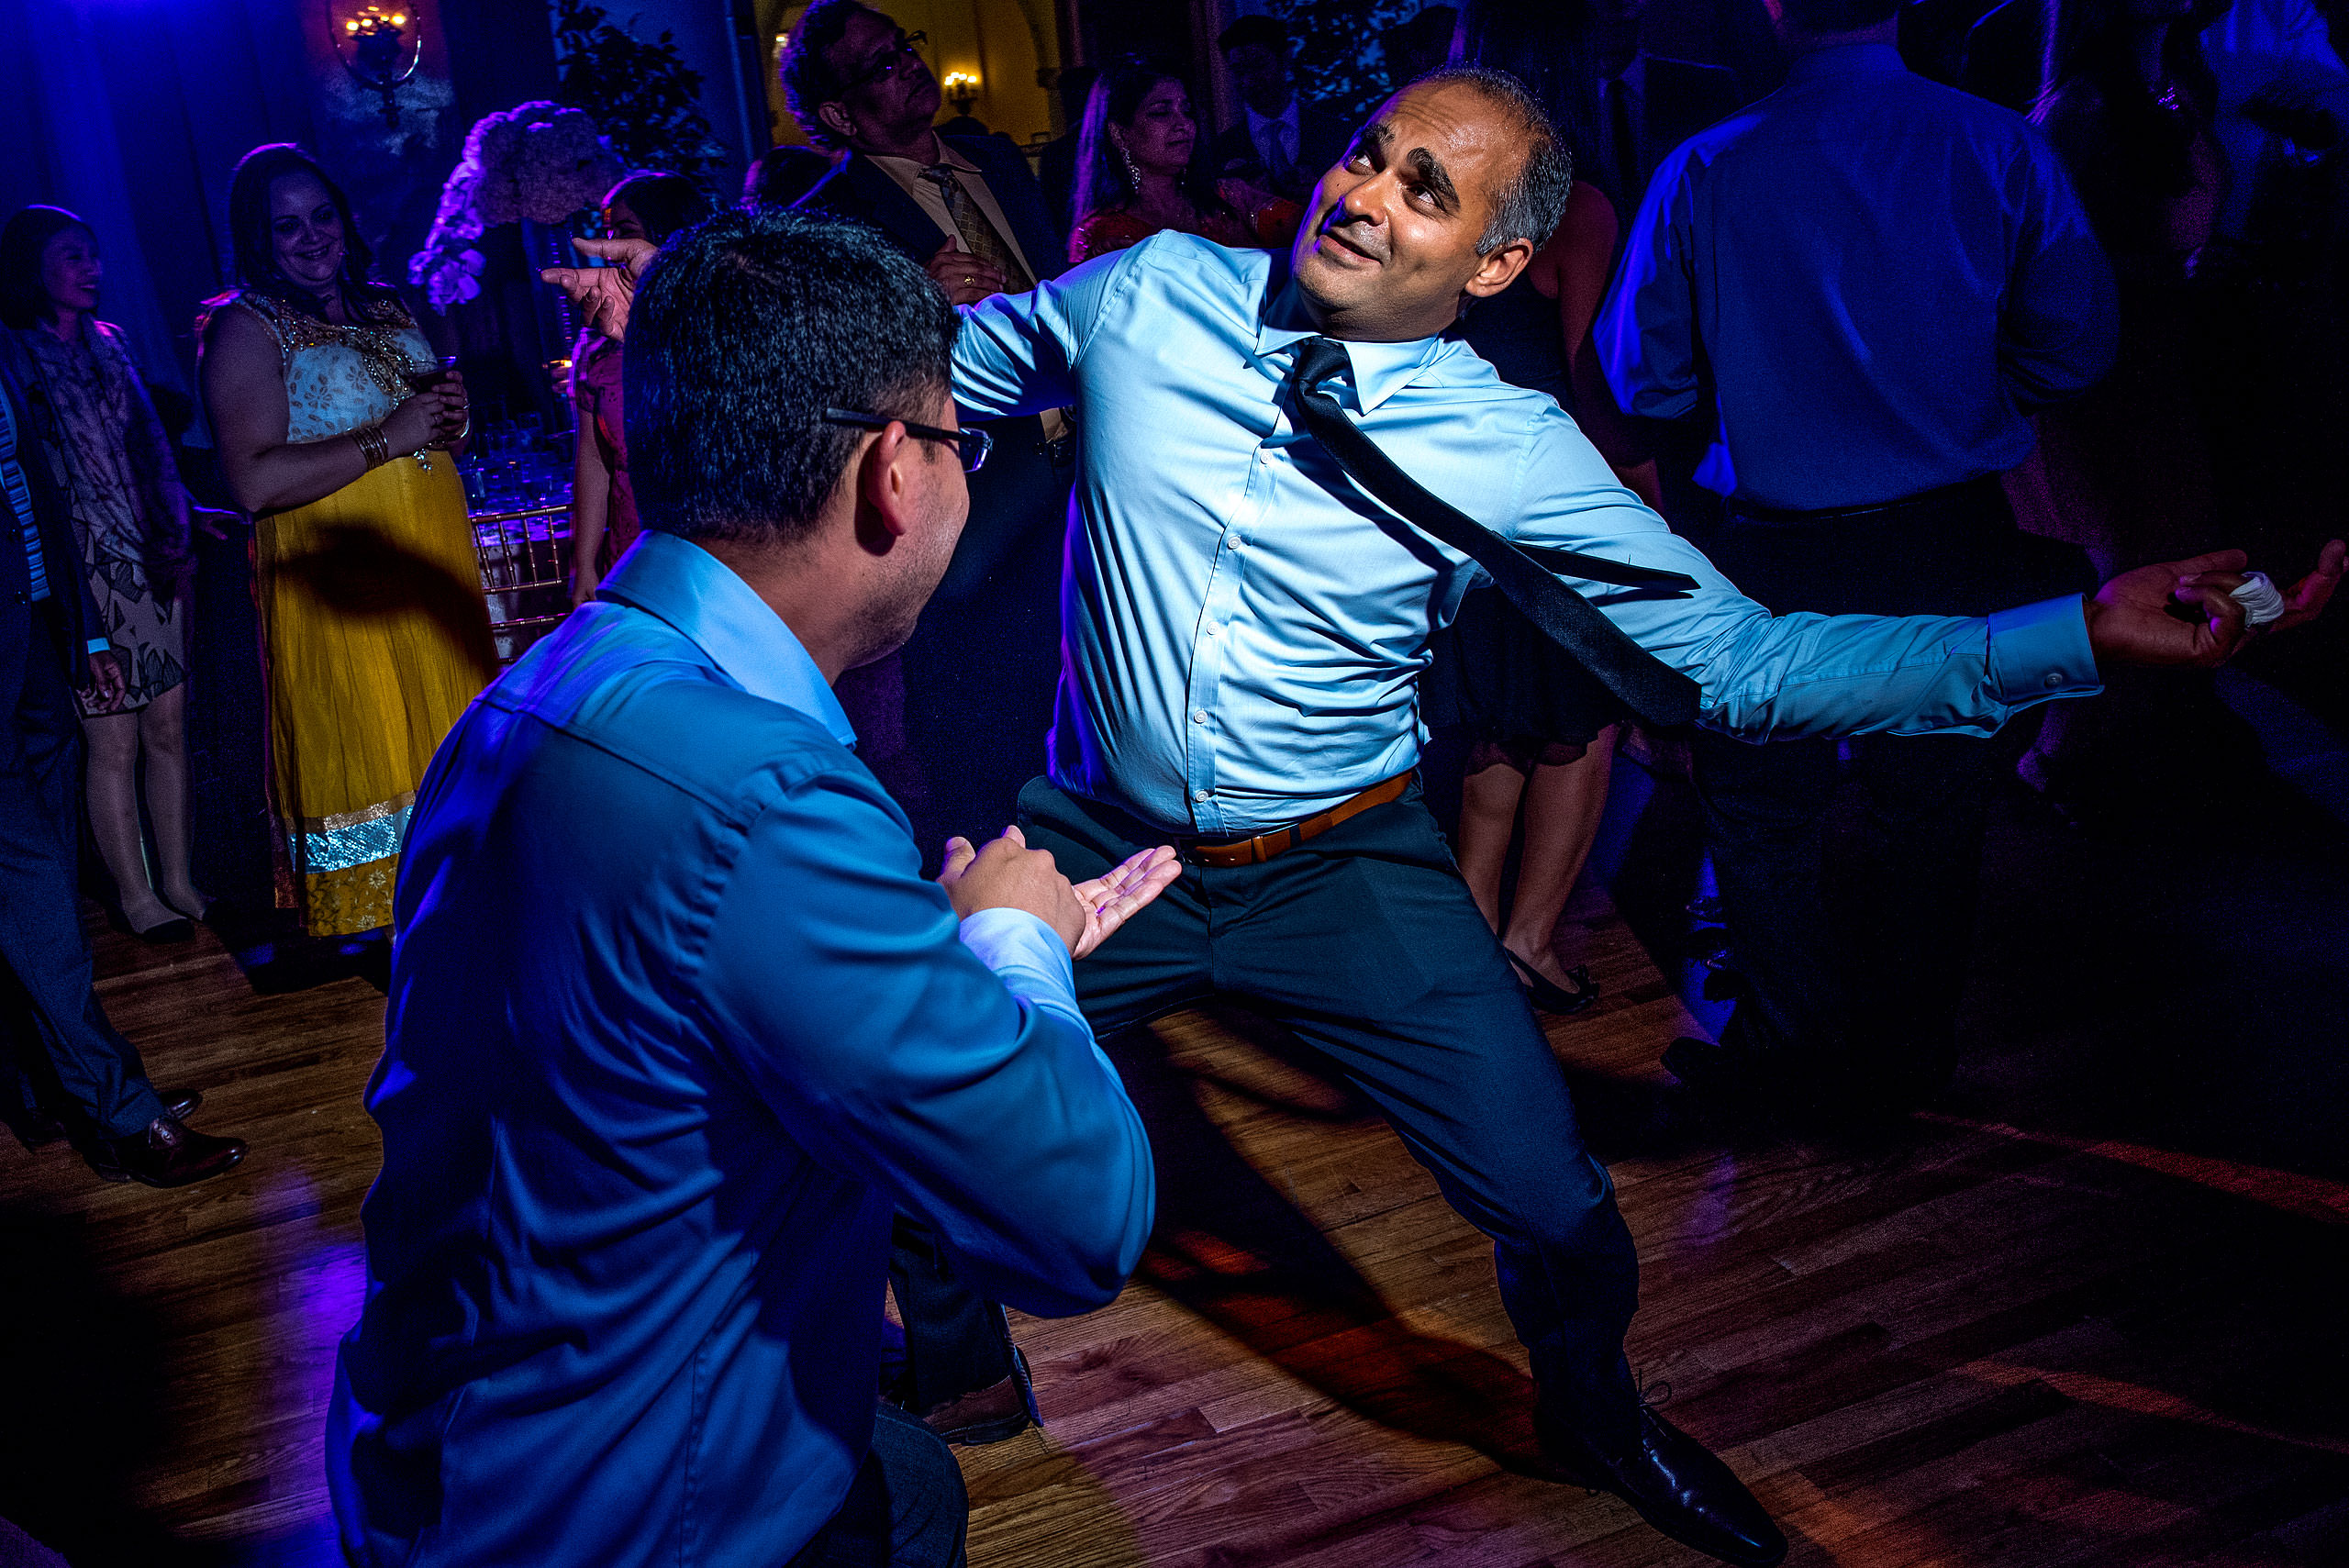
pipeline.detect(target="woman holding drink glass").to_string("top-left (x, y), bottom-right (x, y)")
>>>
top-left (200, 143), bottom-right (495, 938)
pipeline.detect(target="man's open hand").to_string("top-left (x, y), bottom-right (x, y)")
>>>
top-left (1067, 844), bottom-right (1180, 959)
top-left (540, 237), bottom-right (660, 343)
top-left (2085, 540), bottom-right (2345, 668)
top-left (939, 828), bottom-right (1179, 959)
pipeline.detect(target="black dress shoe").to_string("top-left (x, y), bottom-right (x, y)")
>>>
top-left (1540, 1403), bottom-right (1787, 1567)
top-left (1507, 951), bottom-right (1598, 1016)
top-left (89, 1116), bottom-right (247, 1188)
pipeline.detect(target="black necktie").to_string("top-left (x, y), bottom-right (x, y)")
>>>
top-left (1285, 336), bottom-right (1701, 728)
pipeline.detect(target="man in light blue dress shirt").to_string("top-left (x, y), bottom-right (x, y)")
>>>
top-left (330, 212), bottom-right (1177, 1567)
top-left (548, 69), bottom-right (2333, 1567)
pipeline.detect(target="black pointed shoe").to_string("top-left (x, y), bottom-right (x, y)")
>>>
top-left (1507, 950), bottom-right (1598, 1016)
top-left (90, 1115), bottom-right (247, 1188)
top-left (1539, 1402), bottom-right (1787, 1567)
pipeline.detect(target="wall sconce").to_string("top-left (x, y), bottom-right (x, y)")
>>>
top-left (330, 2), bottom-right (423, 128)
top-left (942, 72), bottom-right (981, 117)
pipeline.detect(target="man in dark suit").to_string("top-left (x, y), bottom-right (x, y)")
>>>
top-left (0, 356), bottom-right (245, 1188)
top-left (781, 0), bottom-right (1074, 853)
top-left (776, 0), bottom-right (1074, 1450)
top-left (1210, 14), bottom-right (1356, 202)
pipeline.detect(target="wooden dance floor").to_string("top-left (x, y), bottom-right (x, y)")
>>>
top-left (3, 770), bottom-right (2346, 1567)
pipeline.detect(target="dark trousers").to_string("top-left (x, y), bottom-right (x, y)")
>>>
top-left (888, 1215), bottom-right (1014, 1413)
top-left (0, 602), bottom-right (164, 1138)
top-left (1692, 479), bottom-right (2084, 1093)
top-left (783, 1402), bottom-right (967, 1568)
top-left (1018, 774), bottom-right (1643, 1444)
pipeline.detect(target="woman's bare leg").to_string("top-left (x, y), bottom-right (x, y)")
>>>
top-left (139, 682), bottom-right (209, 917)
top-left (1456, 740), bottom-right (1531, 932)
top-left (83, 708), bottom-right (175, 929)
top-left (1500, 728), bottom-right (1616, 991)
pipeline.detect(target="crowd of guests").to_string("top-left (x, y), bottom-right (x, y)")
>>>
top-left (2, 0), bottom-right (2344, 1560)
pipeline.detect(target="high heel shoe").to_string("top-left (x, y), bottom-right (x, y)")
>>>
top-left (1506, 950), bottom-right (1598, 1015)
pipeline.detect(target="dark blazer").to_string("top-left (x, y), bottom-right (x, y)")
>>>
top-left (1037, 131), bottom-right (1080, 234)
top-left (1, 355), bottom-right (103, 692)
top-left (795, 133), bottom-right (1070, 284)
top-left (1208, 97), bottom-right (1356, 201)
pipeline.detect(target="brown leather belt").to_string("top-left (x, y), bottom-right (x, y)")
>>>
top-left (1185, 770), bottom-right (1415, 868)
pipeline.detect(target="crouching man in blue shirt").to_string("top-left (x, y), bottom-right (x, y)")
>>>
top-left (326, 210), bottom-right (1176, 1568)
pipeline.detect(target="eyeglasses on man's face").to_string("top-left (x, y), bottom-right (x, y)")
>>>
top-left (844, 28), bottom-right (927, 92)
top-left (822, 408), bottom-right (992, 473)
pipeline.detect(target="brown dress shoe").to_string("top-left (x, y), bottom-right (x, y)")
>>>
top-left (91, 1116), bottom-right (247, 1188)
top-left (918, 1348), bottom-right (1039, 1445)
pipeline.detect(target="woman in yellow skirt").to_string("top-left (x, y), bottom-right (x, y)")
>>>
top-left (200, 144), bottom-right (495, 936)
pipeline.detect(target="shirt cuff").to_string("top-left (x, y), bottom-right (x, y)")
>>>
top-left (1986, 595), bottom-right (2101, 707)
top-left (958, 908), bottom-right (1087, 1035)
top-left (84, 638), bottom-right (111, 657)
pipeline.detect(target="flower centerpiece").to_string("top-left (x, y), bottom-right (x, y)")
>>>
top-left (410, 101), bottom-right (624, 309)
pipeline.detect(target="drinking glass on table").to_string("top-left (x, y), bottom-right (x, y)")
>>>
top-left (401, 355), bottom-right (464, 471)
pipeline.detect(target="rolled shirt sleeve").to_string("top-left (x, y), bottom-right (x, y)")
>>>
top-left (695, 764), bottom-right (1153, 1318)
top-left (1998, 134), bottom-right (2119, 409)
top-left (1596, 146), bottom-right (1706, 423)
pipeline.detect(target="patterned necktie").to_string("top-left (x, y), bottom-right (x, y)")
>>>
top-left (919, 164), bottom-right (1032, 294)
top-left (1286, 336), bottom-right (1701, 728)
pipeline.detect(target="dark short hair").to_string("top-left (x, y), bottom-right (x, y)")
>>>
top-left (604, 172), bottom-right (716, 244)
top-left (1777, 0), bottom-right (1898, 33)
top-left (1218, 14), bottom-right (1287, 53)
top-left (780, 0), bottom-right (875, 151)
top-left (222, 143), bottom-right (401, 322)
top-left (1394, 67), bottom-right (1575, 255)
top-left (744, 145), bottom-right (836, 208)
top-left (625, 207), bottom-right (960, 548)
top-left (0, 206), bottom-right (92, 331)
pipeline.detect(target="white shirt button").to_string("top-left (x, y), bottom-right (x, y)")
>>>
top-left (2043, 671), bottom-right (2065, 689)
top-left (1193, 787), bottom-right (1210, 802)
top-left (1202, 624), bottom-right (1220, 637)
top-left (1193, 709), bottom-right (1209, 724)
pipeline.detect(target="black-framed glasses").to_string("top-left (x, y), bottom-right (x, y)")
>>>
top-left (842, 28), bottom-right (928, 91)
top-left (822, 407), bottom-right (992, 473)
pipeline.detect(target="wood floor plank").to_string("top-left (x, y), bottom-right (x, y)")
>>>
top-left (5, 852), bottom-right (2344, 1567)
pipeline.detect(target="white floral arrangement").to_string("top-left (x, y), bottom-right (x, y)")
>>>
top-left (410, 101), bottom-right (624, 309)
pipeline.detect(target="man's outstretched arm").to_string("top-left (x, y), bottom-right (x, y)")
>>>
top-left (1505, 416), bottom-right (2344, 741)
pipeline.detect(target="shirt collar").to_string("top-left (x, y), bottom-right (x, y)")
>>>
top-left (869, 135), bottom-right (979, 175)
top-left (1246, 97), bottom-right (1301, 136)
top-left (1251, 281), bottom-right (1451, 413)
top-left (1784, 40), bottom-right (1909, 85)
top-left (596, 530), bottom-right (857, 749)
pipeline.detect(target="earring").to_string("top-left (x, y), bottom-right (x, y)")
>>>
top-left (1118, 141), bottom-right (1142, 193)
